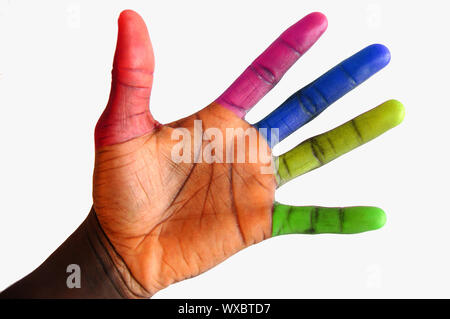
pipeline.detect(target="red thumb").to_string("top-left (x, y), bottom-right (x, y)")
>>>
top-left (95, 10), bottom-right (159, 149)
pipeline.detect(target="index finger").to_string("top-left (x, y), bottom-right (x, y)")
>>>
top-left (215, 12), bottom-right (328, 118)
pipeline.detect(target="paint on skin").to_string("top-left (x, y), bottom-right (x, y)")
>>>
top-left (254, 44), bottom-right (391, 146)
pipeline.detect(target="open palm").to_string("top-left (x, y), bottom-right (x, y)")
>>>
top-left (93, 10), bottom-right (404, 297)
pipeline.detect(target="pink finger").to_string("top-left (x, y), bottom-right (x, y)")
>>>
top-left (215, 12), bottom-right (328, 118)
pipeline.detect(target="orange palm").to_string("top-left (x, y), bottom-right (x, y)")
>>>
top-left (94, 103), bottom-right (275, 294)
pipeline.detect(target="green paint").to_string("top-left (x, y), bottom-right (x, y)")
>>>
top-left (272, 203), bottom-right (386, 236)
top-left (275, 100), bottom-right (405, 185)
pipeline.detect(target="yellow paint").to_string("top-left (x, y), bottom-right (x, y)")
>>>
top-left (276, 100), bottom-right (404, 185)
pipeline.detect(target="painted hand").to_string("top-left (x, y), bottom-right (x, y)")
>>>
top-left (93, 10), bottom-right (404, 296)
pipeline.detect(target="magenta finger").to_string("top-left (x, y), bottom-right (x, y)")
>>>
top-left (215, 12), bottom-right (328, 118)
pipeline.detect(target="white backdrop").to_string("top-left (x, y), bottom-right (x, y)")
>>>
top-left (0, 0), bottom-right (449, 298)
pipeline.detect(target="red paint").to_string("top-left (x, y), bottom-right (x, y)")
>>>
top-left (95, 10), bottom-right (159, 149)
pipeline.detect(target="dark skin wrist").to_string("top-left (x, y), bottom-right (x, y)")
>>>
top-left (0, 208), bottom-right (150, 299)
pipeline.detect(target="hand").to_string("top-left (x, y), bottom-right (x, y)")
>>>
top-left (93, 10), bottom-right (404, 297)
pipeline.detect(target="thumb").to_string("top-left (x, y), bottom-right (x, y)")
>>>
top-left (95, 10), bottom-right (159, 149)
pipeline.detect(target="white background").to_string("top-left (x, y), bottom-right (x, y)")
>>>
top-left (0, 0), bottom-right (449, 298)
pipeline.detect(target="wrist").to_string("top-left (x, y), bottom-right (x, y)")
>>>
top-left (86, 207), bottom-right (152, 298)
top-left (1, 207), bottom-right (151, 299)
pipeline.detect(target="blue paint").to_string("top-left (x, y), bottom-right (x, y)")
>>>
top-left (254, 44), bottom-right (391, 146)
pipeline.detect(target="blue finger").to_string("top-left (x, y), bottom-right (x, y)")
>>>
top-left (253, 44), bottom-right (391, 146)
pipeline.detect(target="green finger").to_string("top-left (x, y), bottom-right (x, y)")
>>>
top-left (275, 99), bottom-right (405, 186)
top-left (272, 203), bottom-right (386, 236)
